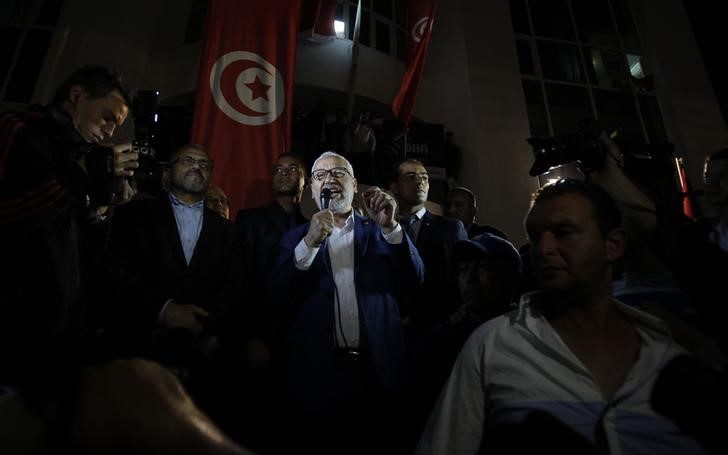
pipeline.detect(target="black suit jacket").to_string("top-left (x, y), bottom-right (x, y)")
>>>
top-left (235, 202), bottom-right (307, 341)
top-left (410, 210), bottom-right (468, 328)
top-left (104, 196), bottom-right (245, 338)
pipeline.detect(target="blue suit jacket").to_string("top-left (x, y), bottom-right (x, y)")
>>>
top-left (268, 212), bottom-right (424, 409)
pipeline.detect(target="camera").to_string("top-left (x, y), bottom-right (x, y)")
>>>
top-left (130, 90), bottom-right (164, 195)
top-left (526, 118), bottom-right (605, 177)
top-left (527, 118), bottom-right (691, 219)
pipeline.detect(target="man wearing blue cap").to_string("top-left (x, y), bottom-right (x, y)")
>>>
top-left (408, 233), bottom-right (522, 445)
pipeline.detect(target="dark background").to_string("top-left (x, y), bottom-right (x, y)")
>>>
top-left (683, 1), bottom-right (728, 126)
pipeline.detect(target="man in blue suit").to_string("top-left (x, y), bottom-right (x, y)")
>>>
top-left (268, 151), bottom-right (424, 454)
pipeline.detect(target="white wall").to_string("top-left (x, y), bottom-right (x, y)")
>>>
top-left (415, 0), bottom-right (538, 245)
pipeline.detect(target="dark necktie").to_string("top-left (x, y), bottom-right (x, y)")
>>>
top-left (403, 214), bottom-right (418, 241)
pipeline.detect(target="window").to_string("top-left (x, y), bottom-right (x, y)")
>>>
top-left (516, 40), bottom-right (534, 75)
top-left (183, 0), bottom-right (208, 45)
top-left (511, 0), bottom-right (665, 148)
top-left (529, 0), bottom-right (575, 41)
top-left (509, 0), bottom-right (530, 34)
top-left (522, 80), bottom-right (549, 137)
top-left (537, 41), bottom-right (585, 83)
top-left (0, 0), bottom-right (62, 104)
top-left (571, 0), bottom-right (618, 48)
top-left (348, 0), bottom-right (407, 61)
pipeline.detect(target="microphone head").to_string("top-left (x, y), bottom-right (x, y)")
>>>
top-left (320, 188), bottom-right (333, 209)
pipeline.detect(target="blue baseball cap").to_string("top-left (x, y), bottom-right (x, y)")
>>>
top-left (452, 233), bottom-right (523, 275)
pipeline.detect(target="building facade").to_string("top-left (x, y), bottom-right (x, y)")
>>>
top-left (2, 0), bottom-right (725, 243)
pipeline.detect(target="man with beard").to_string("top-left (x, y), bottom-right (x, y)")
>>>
top-left (104, 144), bottom-right (245, 421)
top-left (268, 151), bottom-right (424, 454)
top-left (416, 179), bottom-right (702, 455)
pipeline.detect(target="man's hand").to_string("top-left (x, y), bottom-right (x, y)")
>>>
top-left (160, 301), bottom-right (209, 336)
top-left (362, 187), bottom-right (397, 232)
top-left (304, 209), bottom-right (335, 247)
top-left (110, 178), bottom-right (137, 205)
top-left (112, 143), bottom-right (139, 177)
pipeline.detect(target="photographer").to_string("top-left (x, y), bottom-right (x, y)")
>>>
top-left (0, 66), bottom-right (247, 453)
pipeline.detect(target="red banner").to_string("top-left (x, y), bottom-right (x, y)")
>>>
top-left (301, 0), bottom-right (337, 42)
top-left (191, 0), bottom-right (302, 215)
top-left (392, 0), bottom-right (438, 125)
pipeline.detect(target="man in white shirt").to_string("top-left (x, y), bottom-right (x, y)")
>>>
top-left (417, 179), bottom-right (703, 455)
top-left (268, 151), bottom-right (424, 454)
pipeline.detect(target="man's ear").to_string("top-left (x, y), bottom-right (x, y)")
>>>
top-left (389, 181), bottom-right (398, 195)
top-left (68, 85), bottom-right (85, 103)
top-left (605, 227), bottom-right (627, 263)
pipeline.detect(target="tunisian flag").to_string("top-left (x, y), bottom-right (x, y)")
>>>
top-left (392, 0), bottom-right (438, 124)
top-left (191, 0), bottom-right (302, 214)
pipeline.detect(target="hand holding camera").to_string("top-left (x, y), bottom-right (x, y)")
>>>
top-left (112, 143), bottom-right (139, 177)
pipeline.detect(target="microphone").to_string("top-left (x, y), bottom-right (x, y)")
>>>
top-left (320, 188), bottom-right (333, 210)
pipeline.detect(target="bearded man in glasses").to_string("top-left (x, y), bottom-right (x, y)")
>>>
top-left (268, 151), bottom-right (424, 454)
top-left (102, 144), bottom-right (245, 423)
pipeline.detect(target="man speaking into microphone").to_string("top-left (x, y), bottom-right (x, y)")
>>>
top-left (268, 151), bottom-right (424, 454)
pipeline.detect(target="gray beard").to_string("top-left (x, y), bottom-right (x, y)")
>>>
top-left (327, 195), bottom-right (353, 214)
top-left (173, 175), bottom-right (208, 196)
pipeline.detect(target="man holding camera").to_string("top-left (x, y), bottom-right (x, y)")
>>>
top-left (0, 67), bottom-right (248, 453)
top-left (0, 65), bottom-right (137, 400)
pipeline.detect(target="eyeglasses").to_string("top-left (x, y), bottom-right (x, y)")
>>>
top-left (273, 165), bottom-right (300, 175)
top-left (173, 155), bottom-right (213, 170)
top-left (311, 167), bottom-right (352, 181)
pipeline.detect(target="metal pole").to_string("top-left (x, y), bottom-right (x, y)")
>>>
top-left (346, 0), bottom-right (362, 123)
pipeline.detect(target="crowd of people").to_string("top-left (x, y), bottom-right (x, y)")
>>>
top-left (1, 64), bottom-right (727, 455)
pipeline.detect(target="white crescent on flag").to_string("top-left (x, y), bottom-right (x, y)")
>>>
top-left (209, 51), bottom-right (285, 126)
top-left (411, 16), bottom-right (432, 43)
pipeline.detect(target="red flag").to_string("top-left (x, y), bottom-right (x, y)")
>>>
top-left (301, 0), bottom-right (337, 42)
top-left (191, 0), bottom-right (302, 215)
top-left (392, 0), bottom-right (438, 124)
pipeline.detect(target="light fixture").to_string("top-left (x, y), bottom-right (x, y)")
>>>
top-left (334, 20), bottom-right (345, 38)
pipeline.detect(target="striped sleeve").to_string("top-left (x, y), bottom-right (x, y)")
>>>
top-left (0, 113), bottom-right (69, 225)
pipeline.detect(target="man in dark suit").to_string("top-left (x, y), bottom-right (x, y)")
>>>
top-left (390, 159), bottom-right (468, 331)
top-left (104, 144), bottom-right (245, 430)
top-left (106, 144), bottom-right (243, 340)
top-left (447, 186), bottom-right (507, 239)
top-left (235, 152), bottom-right (307, 362)
top-left (233, 152), bottom-right (307, 452)
top-left (268, 151), bottom-right (424, 454)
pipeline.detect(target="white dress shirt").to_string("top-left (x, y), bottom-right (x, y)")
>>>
top-left (416, 292), bottom-right (701, 455)
top-left (294, 212), bottom-right (403, 349)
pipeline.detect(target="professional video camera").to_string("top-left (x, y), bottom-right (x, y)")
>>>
top-left (526, 118), bottom-right (606, 177)
top-left (526, 118), bottom-right (689, 216)
top-left (130, 90), bottom-right (164, 195)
